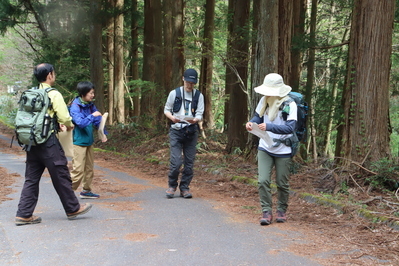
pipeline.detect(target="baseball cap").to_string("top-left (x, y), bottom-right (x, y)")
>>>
top-left (183, 69), bottom-right (198, 84)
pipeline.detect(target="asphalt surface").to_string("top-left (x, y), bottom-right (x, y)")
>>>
top-left (0, 142), bottom-right (323, 265)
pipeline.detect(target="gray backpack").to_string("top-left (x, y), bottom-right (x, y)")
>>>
top-left (14, 87), bottom-right (56, 151)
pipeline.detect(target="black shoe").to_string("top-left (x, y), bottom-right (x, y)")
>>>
top-left (15, 215), bottom-right (42, 226)
top-left (180, 190), bottom-right (192, 198)
top-left (166, 187), bottom-right (176, 198)
top-left (260, 211), bottom-right (272, 226)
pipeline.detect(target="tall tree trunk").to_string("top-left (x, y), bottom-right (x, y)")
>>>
top-left (163, 0), bottom-right (184, 96)
top-left (251, 0), bottom-right (279, 110)
top-left (336, 0), bottom-right (395, 169)
top-left (199, 0), bottom-right (215, 129)
top-left (141, 0), bottom-right (163, 123)
top-left (323, 3), bottom-right (348, 158)
top-left (290, 0), bottom-right (306, 91)
top-left (248, 0), bottom-right (279, 155)
top-left (224, 0), bottom-right (234, 130)
top-left (173, 1), bottom-right (184, 88)
top-left (107, 0), bottom-right (115, 125)
top-left (225, 0), bottom-right (250, 153)
top-left (114, 0), bottom-right (125, 124)
top-left (305, 0), bottom-right (317, 161)
top-left (278, 0), bottom-right (293, 81)
top-left (130, 0), bottom-right (140, 119)
top-left (90, 0), bottom-right (104, 113)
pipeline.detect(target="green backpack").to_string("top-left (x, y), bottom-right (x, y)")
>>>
top-left (14, 87), bottom-right (56, 151)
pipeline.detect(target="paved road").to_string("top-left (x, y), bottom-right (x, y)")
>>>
top-left (0, 144), bottom-right (322, 265)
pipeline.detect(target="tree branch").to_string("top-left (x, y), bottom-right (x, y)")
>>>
top-left (312, 40), bottom-right (349, 50)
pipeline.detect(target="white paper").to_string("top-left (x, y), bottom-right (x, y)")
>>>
top-left (174, 114), bottom-right (195, 123)
top-left (247, 123), bottom-right (274, 147)
top-left (98, 112), bottom-right (108, 141)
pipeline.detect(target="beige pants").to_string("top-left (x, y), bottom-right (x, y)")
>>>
top-left (71, 145), bottom-right (94, 191)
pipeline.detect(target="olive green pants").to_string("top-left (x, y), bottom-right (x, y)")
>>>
top-left (257, 150), bottom-right (292, 213)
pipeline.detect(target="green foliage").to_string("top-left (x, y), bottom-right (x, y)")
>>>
top-left (0, 0), bottom-right (28, 34)
top-left (126, 79), bottom-right (157, 97)
top-left (0, 94), bottom-right (17, 125)
top-left (367, 158), bottom-right (399, 190)
top-left (231, 147), bottom-right (242, 155)
top-left (339, 181), bottom-right (349, 195)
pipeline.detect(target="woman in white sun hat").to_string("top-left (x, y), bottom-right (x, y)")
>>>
top-left (246, 73), bottom-right (297, 226)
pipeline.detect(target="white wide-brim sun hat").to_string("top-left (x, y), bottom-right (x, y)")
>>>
top-left (254, 73), bottom-right (291, 97)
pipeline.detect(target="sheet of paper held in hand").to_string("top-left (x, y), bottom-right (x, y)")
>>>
top-left (248, 122), bottom-right (274, 147)
top-left (98, 112), bottom-right (108, 141)
top-left (175, 114), bottom-right (195, 123)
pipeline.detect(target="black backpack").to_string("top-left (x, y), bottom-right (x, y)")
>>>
top-left (172, 87), bottom-right (201, 116)
top-left (281, 92), bottom-right (308, 142)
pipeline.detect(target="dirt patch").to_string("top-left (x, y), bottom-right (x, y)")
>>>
top-left (1, 123), bottom-right (399, 265)
top-left (0, 168), bottom-right (18, 202)
top-left (124, 233), bottom-right (158, 242)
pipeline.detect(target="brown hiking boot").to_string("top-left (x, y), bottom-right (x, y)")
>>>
top-left (276, 210), bottom-right (287, 223)
top-left (180, 190), bottom-right (192, 199)
top-left (260, 211), bottom-right (272, 226)
top-left (67, 203), bottom-right (92, 220)
top-left (166, 187), bottom-right (176, 198)
top-left (15, 215), bottom-right (42, 226)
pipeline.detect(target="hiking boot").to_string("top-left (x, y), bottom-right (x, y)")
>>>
top-left (260, 211), bottom-right (272, 226)
top-left (276, 210), bottom-right (287, 223)
top-left (15, 215), bottom-right (42, 226)
top-left (180, 190), bottom-right (192, 199)
top-left (80, 191), bottom-right (100, 199)
top-left (166, 187), bottom-right (176, 199)
top-left (67, 203), bottom-right (93, 220)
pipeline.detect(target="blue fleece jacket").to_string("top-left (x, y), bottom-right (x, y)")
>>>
top-left (70, 97), bottom-right (102, 146)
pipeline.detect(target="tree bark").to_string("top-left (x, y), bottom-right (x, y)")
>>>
top-left (163, 0), bottom-right (184, 95)
top-left (89, 0), bottom-right (105, 113)
top-left (248, 0), bottom-right (279, 155)
top-left (278, 0), bottom-right (293, 81)
top-left (336, 0), bottom-right (395, 168)
top-left (305, 0), bottom-right (317, 161)
top-left (141, 0), bottom-right (163, 122)
top-left (114, 0), bottom-right (125, 124)
top-left (199, 0), bottom-right (215, 129)
top-left (225, 0), bottom-right (250, 153)
top-left (130, 0), bottom-right (140, 119)
top-left (107, 0), bottom-right (115, 125)
top-left (290, 0), bottom-right (306, 91)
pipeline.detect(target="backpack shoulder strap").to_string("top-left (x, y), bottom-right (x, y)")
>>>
top-left (45, 87), bottom-right (56, 93)
top-left (172, 87), bottom-right (183, 114)
top-left (193, 89), bottom-right (200, 102)
top-left (44, 87), bottom-right (56, 110)
top-left (175, 87), bottom-right (182, 98)
top-left (191, 89), bottom-right (201, 116)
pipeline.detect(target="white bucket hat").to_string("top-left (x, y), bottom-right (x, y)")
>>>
top-left (254, 73), bottom-right (291, 97)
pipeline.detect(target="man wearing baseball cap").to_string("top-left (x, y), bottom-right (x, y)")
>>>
top-left (164, 69), bottom-right (204, 199)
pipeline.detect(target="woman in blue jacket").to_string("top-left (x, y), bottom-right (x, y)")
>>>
top-left (70, 81), bottom-right (107, 199)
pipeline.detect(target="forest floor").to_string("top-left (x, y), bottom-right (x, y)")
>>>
top-left (1, 123), bottom-right (399, 265)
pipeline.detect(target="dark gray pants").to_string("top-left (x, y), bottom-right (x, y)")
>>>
top-left (16, 134), bottom-right (80, 218)
top-left (168, 127), bottom-right (198, 191)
